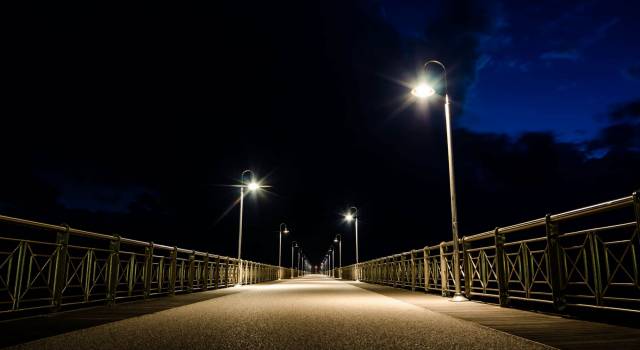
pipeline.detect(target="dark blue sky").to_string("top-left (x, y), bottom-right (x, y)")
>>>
top-left (3, 1), bottom-right (639, 264)
top-left (382, 0), bottom-right (639, 142)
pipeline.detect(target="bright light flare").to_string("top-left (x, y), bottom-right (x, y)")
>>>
top-left (345, 214), bottom-right (354, 222)
top-left (411, 83), bottom-right (435, 98)
top-left (247, 182), bottom-right (260, 191)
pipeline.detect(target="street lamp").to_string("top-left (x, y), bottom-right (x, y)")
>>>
top-left (236, 169), bottom-right (262, 287)
top-left (344, 206), bottom-right (359, 281)
top-left (412, 60), bottom-right (466, 302)
top-left (278, 223), bottom-right (289, 280)
top-left (291, 241), bottom-right (298, 278)
top-left (334, 234), bottom-right (342, 278)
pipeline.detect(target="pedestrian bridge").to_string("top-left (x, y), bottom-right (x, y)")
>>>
top-left (0, 192), bottom-right (639, 349)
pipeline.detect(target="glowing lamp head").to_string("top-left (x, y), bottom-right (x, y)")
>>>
top-left (411, 83), bottom-right (435, 98)
top-left (247, 181), bottom-right (260, 191)
top-left (345, 213), bottom-right (354, 222)
top-left (334, 238), bottom-right (338, 243)
top-left (283, 229), bottom-right (290, 234)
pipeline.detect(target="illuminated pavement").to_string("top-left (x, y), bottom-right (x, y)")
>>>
top-left (7, 275), bottom-right (550, 350)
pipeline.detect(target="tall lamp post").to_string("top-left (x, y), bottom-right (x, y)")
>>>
top-left (411, 60), bottom-right (466, 302)
top-left (344, 206), bottom-right (359, 281)
top-left (334, 234), bottom-right (342, 279)
top-left (236, 170), bottom-right (262, 287)
top-left (291, 241), bottom-right (298, 278)
top-left (279, 223), bottom-right (289, 280)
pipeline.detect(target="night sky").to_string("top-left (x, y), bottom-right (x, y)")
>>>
top-left (3, 1), bottom-right (639, 267)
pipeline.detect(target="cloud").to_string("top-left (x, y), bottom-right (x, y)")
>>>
top-left (539, 16), bottom-right (618, 64)
top-left (608, 100), bottom-right (640, 122)
top-left (540, 50), bottom-right (580, 61)
top-left (588, 99), bottom-right (640, 153)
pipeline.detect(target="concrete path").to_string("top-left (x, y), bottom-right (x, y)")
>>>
top-left (6, 275), bottom-right (550, 350)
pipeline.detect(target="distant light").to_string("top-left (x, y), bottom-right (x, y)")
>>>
top-left (345, 214), bottom-right (354, 222)
top-left (284, 229), bottom-right (290, 234)
top-left (334, 238), bottom-right (338, 243)
top-left (411, 83), bottom-right (435, 98)
top-left (247, 182), bottom-right (260, 191)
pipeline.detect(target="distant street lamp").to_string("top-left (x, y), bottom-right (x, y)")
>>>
top-left (331, 248), bottom-right (335, 278)
top-left (236, 169), bottom-right (263, 287)
top-left (412, 60), bottom-right (466, 302)
top-left (291, 241), bottom-right (298, 278)
top-left (334, 234), bottom-right (342, 278)
top-left (344, 206), bottom-right (359, 281)
top-left (278, 223), bottom-right (289, 280)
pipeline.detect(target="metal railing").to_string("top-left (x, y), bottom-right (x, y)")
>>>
top-left (0, 214), bottom-right (293, 316)
top-left (335, 192), bottom-right (640, 313)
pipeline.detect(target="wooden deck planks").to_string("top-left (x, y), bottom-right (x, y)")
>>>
top-left (351, 282), bottom-right (640, 350)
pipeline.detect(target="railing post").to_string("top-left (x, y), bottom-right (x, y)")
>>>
top-left (143, 243), bottom-right (154, 298)
top-left (440, 242), bottom-right (448, 296)
top-left (494, 228), bottom-right (509, 307)
top-left (462, 237), bottom-right (471, 298)
top-left (187, 251), bottom-right (195, 292)
top-left (203, 254), bottom-right (210, 289)
top-left (411, 251), bottom-right (416, 291)
top-left (169, 247), bottom-right (177, 295)
top-left (106, 235), bottom-right (121, 304)
top-left (632, 191), bottom-right (639, 289)
top-left (52, 225), bottom-right (70, 309)
top-left (634, 191), bottom-right (640, 230)
top-left (213, 257), bottom-right (220, 289)
top-left (157, 256), bottom-right (164, 294)
top-left (588, 232), bottom-right (603, 305)
top-left (423, 248), bottom-right (430, 292)
top-left (546, 214), bottom-right (567, 311)
top-left (225, 258), bottom-right (230, 286)
top-left (521, 241), bottom-right (530, 299)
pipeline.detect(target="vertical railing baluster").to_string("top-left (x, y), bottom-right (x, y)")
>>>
top-left (440, 242), bottom-right (448, 296)
top-left (158, 256), bottom-right (164, 294)
top-left (106, 236), bottom-right (120, 304)
top-left (143, 243), bottom-right (154, 298)
top-left (187, 251), bottom-right (195, 292)
top-left (169, 247), bottom-right (177, 295)
top-left (84, 249), bottom-right (93, 302)
top-left (463, 238), bottom-right (471, 298)
top-left (213, 257), bottom-right (220, 289)
top-left (127, 254), bottom-right (135, 297)
top-left (12, 241), bottom-right (27, 310)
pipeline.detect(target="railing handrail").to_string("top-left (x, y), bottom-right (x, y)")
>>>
top-left (342, 193), bottom-right (635, 265)
top-left (0, 213), bottom-right (273, 266)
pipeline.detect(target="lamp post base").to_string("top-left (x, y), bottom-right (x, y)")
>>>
top-left (449, 293), bottom-right (468, 302)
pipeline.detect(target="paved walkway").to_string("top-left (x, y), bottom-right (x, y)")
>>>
top-left (5, 275), bottom-right (549, 350)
